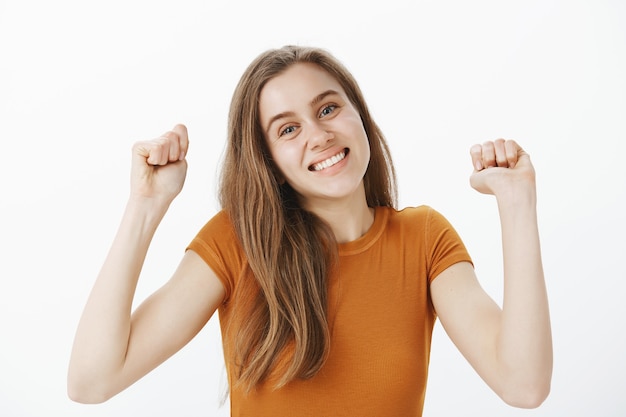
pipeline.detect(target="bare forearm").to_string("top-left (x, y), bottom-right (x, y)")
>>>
top-left (496, 190), bottom-right (552, 404)
top-left (68, 198), bottom-right (169, 396)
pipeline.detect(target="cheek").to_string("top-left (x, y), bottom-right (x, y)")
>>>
top-left (270, 143), bottom-right (300, 174)
top-left (357, 125), bottom-right (371, 153)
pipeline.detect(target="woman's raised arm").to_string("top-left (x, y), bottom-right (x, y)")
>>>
top-left (67, 125), bottom-right (225, 403)
top-left (430, 139), bottom-right (552, 408)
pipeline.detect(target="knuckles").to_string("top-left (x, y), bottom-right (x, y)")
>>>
top-left (471, 139), bottom-right (523, 170)
top-left (132, 135), bottom-right (183, 166)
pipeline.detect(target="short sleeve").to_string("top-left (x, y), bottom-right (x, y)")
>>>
top-left (186, 210), bottom-right (246, 302)
top-left (424, 207), bottom-right (473, 284)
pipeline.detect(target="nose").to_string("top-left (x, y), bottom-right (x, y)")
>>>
top-left (307, 122), bottom-right (334, 150)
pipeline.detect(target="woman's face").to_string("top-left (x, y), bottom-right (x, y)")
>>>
top-left (259, 63), bottom-right (370, 210)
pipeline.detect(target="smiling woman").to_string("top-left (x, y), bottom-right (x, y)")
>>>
top-left (67, 45), bottom-right (552, 417)
top-left (260, 63), bottom-right (373, 218)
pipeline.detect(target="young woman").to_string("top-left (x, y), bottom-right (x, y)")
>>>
top-left (68, 45), bottom-right (552, 416)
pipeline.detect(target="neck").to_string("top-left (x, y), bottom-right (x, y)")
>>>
top-left (303, 187), bottom-right (374, 244)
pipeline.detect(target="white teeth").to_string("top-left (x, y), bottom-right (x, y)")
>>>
top-left (312, 150), bottom-right (346, 171)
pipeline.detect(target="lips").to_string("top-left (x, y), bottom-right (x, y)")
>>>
top-left (309, 148), bottom-right (349, 171)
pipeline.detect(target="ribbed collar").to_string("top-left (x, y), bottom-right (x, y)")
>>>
top-left (337, 206), bottom-right (389, 256)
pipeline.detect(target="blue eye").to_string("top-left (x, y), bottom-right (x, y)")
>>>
top-left (280, 125), bottom-right (297, 137)
top-left (320, 104), bottom-right (337, 117)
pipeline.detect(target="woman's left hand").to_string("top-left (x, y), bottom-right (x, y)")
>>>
top-left (469, 139), bottom-right (536, 198)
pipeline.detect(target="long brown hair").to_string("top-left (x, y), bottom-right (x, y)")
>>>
top-left (219, 45), bottom-right (397, 391)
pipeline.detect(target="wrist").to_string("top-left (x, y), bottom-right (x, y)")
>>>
top-left (124, 196), bottom-right (171, 231)
top-left (496, 186), bottom-right (536, 208)
top-left (495, 186), bottom-right (538, 229)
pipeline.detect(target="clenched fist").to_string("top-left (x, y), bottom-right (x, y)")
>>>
top-left (130, 124), bottom-right (189, 204)
top-left (469, 139), bottom-right (536, 200)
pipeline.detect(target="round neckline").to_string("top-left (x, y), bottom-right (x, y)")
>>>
top-left (338, 206), bottom-right (389, 256)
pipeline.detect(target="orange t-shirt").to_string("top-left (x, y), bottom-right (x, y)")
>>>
top-left (187, 205), bottom-right (472, 417)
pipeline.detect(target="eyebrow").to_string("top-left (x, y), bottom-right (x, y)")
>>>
top-left (265, 89), bottom-right (340, 136)
top-left (310, 89), bottom-right (339, 106)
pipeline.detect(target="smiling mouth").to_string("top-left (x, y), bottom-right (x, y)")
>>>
top-left (309, 148), bottom-right (349, 172)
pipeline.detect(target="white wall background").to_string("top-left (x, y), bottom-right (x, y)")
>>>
top-left (1, 0), bottom-right (624, 415)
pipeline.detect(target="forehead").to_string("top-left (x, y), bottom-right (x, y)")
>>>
top-left (259, 63), bottom-right (346, 120)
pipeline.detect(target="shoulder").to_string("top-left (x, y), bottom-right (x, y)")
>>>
top-left (374, 205), bottom-right (448, 247)
top-left (187, 210), bottom-right (246, 301)
top-left (189, 210), bottom-right (242, 250)
top-left (384, 205), bottom-right (449, 231)
top-left (188, 209), bottom-right (243, 255)
top-left (385, 205), bottom-right (468, 259)
top-left (195, 210), bottom-right (235, 237)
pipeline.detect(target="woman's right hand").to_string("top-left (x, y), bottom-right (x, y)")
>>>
top-left (68, 123), bottom-right (226, 404)
top-left (130, 124), bottom-right (189, 205)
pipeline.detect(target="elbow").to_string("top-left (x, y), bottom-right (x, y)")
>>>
top-left (500, 379), bottom-right (551, 409)
top-left (67, 383), bottom-right (111, 405)
top-left (68, 389), bottom-right (105, 405)
top-left (67, 372), bottom-right (115, 404)
top-left (496, 354), bottom-right (553, 409)
top-left (68, 390), bottom-right (103, 405)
